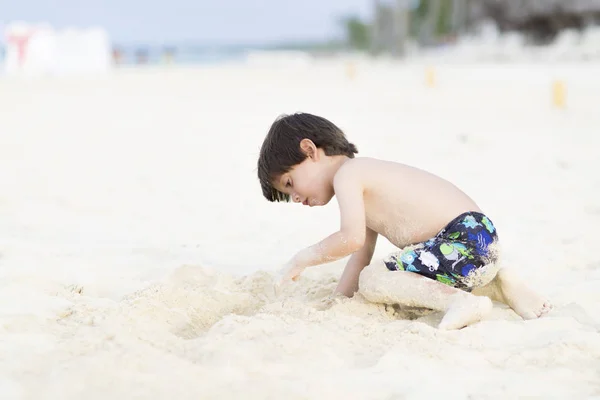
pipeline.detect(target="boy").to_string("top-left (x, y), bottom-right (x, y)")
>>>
top-left (257, 113), bottom-right (552, 330)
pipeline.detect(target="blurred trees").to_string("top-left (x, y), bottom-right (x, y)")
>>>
top-left (340, 16), bottom-right (371, 51)
top-left (341, 0), bottom-right (465, 54)
top-left (340, 0), bottom-right (600, 52)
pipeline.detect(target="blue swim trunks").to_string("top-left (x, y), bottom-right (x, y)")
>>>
top-left (383, 211), bottom-right (499, 291)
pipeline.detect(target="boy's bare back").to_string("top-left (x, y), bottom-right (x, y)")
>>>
top-left (336, 157), bottom-right (481, 248)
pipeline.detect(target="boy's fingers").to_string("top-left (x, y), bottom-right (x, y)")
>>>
top-left (279, 274), bottom-right (291, 286)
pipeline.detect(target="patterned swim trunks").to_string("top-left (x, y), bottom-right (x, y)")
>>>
top-left (384, 211), bottom-right (499, 291)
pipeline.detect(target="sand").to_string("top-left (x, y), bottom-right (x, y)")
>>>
top-left (1, 59), bottom-right (599, 399)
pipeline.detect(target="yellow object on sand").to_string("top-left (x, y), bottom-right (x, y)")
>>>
top-left (552, 80), bottom-right (566, 109)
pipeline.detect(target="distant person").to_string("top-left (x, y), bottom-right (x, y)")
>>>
top-left (257, 113), bottom-right (552, 330)
top-left (162, 47), bottom-right (176, 65)
top-left (112, 47), bottom-right (123, 65)
top-left (136, 49), bottom-right (149, 65)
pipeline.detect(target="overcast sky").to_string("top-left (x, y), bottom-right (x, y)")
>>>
top-left (0, 0), bottom-right (374, 45)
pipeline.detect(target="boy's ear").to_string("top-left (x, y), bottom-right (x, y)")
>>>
top-left (299, 139), bottom-right (319, 160)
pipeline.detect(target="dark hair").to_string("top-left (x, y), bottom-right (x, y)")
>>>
top-left (257, 112), bottom-right (358, 202)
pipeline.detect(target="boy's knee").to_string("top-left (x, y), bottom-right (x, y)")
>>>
top-left (358, 260), bottom-right (387, 289)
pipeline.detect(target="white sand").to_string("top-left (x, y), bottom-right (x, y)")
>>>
top-left (1, 60), bottom-right (599, 399)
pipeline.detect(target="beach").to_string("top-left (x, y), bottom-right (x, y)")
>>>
top-left (1, 59), bottom-right (599, 399)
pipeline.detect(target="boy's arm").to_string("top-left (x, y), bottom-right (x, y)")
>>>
top-left (334, 227), bottom-right (378, 297)
top-left (283, 165), bottom-right (366, 278)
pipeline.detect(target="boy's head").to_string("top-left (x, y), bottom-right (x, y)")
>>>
top-left (257, 112), bottom-right (358, 206)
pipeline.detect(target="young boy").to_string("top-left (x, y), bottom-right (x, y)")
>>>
top-left (257, 112), bottom-right (552, 330)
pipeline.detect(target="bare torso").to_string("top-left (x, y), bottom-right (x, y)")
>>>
top-left (347, 157), bottom-right (481, 248)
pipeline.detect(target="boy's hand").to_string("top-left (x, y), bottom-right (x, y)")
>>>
top-left (279, 259), bottom-right (306, 284)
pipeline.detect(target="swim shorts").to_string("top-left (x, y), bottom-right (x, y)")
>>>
top-left (383, 211), bottom-right (499, 291)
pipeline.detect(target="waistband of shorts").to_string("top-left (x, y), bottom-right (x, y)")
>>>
top-left (445, 211), bottom-right (488, 227)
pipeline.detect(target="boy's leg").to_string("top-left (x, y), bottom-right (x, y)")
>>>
top-left (471, 267), bottom-right (552, 319)
top-left (358, 260), bottom-right (493, 330)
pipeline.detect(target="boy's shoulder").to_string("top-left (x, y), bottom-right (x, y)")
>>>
top-left (334, 157), bottom-right (385, 184)
top-left (335, 157), bottom-right (367, 176)
top-left (336, 156), bottom-right (393, 174)
top-left (334, 156), bottom-right (412, 187)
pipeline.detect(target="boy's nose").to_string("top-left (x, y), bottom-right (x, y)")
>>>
top-left (292, 193), bottom-right (301, 203)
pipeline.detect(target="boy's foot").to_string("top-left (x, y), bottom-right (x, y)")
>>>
top-left (438, 294), bottom-right (493, 330)
top-left (496, 268), bottom-right (553, 320)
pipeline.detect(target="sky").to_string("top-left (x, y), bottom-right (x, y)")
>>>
top-left (0, 0), bottom-right (374, 45)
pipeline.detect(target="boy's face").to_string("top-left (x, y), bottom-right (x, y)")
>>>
top-left (273, 152), bottom-right (334, 207)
